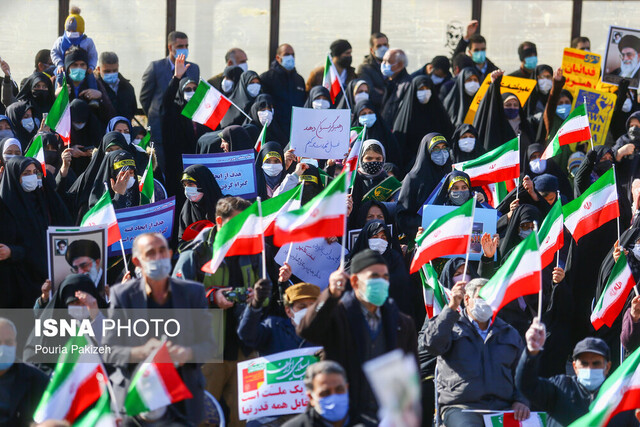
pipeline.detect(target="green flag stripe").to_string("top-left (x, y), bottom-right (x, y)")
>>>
top-left (562, 168), bottom-right (615, 217)
top-left (181, 81), bottom-right (210, 119)
top-left (417, 198), bottom-right (474, 246)
top-left (25, 134), bottom-right (43, 158)
top-left (82, 190), bottom-right (112, 224)
top-left (460, 137), bottom-right (518, 169)
top-left (282, 173), bottom-right (346, 219)
top-left (593, 252), bottom-right (629, 313)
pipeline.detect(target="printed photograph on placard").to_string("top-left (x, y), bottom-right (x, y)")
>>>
top-left (603, 25), bottom-right (640, 89)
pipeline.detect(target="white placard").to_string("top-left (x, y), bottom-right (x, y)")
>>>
top-left (290, 107), bottom-right (350, 160)
top-left (275, 237), bottom-right (346, 290)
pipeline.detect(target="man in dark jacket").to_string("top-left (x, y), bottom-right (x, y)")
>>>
top-left (357, 32), bottom-right (389, 110)
top-left (509, 42), bottom-right (538, 79)
top-left (306, 39), bottom-right (356, 94)
top-left (420, 278), bottom-right (530, 426)
top-left (297, 250), bottom-right (417, 424)
top-left (451, 20), bottom-right (499, 82)
top-left (260, 43), bottom-right (306, 137)
top-left (380, 48), bottom-right (411, 127)
top-left (96, 51), bottom-right (138, 121)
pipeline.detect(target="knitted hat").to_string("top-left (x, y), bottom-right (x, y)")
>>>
top-left (65, 6), bottom-right (85, 34)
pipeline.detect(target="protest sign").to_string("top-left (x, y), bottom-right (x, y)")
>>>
top-left (290, 107), bottom-right (350, 159)
top-left (572, 89), bottom-right (617, 146)
top-left (183, 150), bottom-right (257, 199)
top-left (47, 225), bottom-right (108, 290)
top-left (107, 197), bottom-right (176, 257)
top-left (464, 75), bottom-right (537, 125)
top-left (481, 411), bottom-right (548, 426)
top-left (238, 347), bottom-right (321, 420)
top-left (603, 25), bottom-right (640, 89)
top-left (421, 205), bottom-right (497, 261)
top-left (562, 48), bottom-right (601, 91)
top-left (275, 237), bottom-right (345, 290)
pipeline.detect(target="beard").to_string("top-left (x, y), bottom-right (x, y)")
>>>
top-left (620, 56), bottom-right (639, 77)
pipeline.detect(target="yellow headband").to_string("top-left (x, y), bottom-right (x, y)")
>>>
top-left (429, 135), bottom-right (447, 150)
top-left (181, 173), bottom-right (196, 182)
top-left (113, 159), bottom-right (135, 170)
top-left (263, 151), bottom-right (282, 162)
top-left (448, 175), bottom-right (470, 190)
top-left (299, 175), bottom-right (319, 184)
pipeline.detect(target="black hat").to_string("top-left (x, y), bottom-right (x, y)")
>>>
top-left (330, 39), bottom-right (352, 58)
top-left (59, 274), bottom-right (99, 306)
top-left (619, 35), bottom-right (640, 53)
top-left (533, 174), bottom-right (559, 193)
top-left (431, 56), bottom-right (451, 73)
top-left (350, 249), bottom-right (386, 274)
top-left (572, 337), bottom-right (611, 360)
top-left (64, 46), bottom-right (89, 70)
top-left (65, 239), bottom-right (101, 266)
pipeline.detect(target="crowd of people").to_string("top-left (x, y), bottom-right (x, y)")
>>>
top-left (1, 6), bottom-right (640, 427)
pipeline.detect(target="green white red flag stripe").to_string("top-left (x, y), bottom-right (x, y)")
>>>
top-left (420, 264), bottom-right (449, 319)
top-left (562, 168), bottom-right (618, 244)
top-left (254, 124), bottom-right (267, 152)
top-left (591, 252), bottom-right (636, 330)
top-left (181, 80), bottom-right (232, 130)
top-left (124, 341), bottom-right (193, 416)
top-left (537, 200), bottom-right (564, 269)
top-left (483, 411), bottom-right (547, 426)
top-left (262, 185), bottom-right (302, 236)
top-left (541, 103), bottom-right (590, 160)
top-left (74, 387), bottom-right (116, 427)
top-left (138, 133), bottom-right (150, 150)
top-left (45, 79), bottom-right (71, 145)
top-left (479, 232), bottom-right (542, 318)
top-left (409, 198), bottom-right (475, 274)
top-left (454, 137), bottom-right (519, 186)
top-left (139, 156), bottom-right (154, 205)
top-left (569, 346), bottom-right (640, 426)
top-left (322, 55), bottom-right (341, 103)
top-left (80, 189), bottom-right (122, 246)
top-left (274, 172), bottom-right (347, 246)
top-left (25, 133), bottom-right (47, 176)
top-left (33, 335), bottom-right (108, 423)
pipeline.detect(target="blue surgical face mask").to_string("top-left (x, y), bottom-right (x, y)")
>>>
top-left (380, 63), bottom-right (394, 78)
top-left (358, 113), bottom-right (377, 128)
top-left (529, 158), bottom-right (547, 174)
top-left (556, 104), bottom-right (571, 120)
top-left (68, 67), bottom-right (86, 82)
top-left (524, 56), bottom-right (538, 70)
top-left (519, 228), bottom-right (533, 240)
top-left (471, 50), bottom-right (486, 64)
top-left (102, 72), bottom-right (118, 84)
top-left (449, 190), bottom-right (469, 206)
top-left (431, 149), bottom-right (449, 166)
top-left (374, 46), bottom-right (388, 60)
top-left (281, 55), bottom-right (295, 71)
top-left (0, 129), bottom-right (14, 139)
top-left (0, 345), bottom-right (16, 371)
top-left (577, 368), bottom-right (606, 392)
top-left (315, 393), bottom-right (349, 422)
top-left (21, 118), bottom-right (35, 133)
top-left (430, 74), bottom-right (445, 85)
top-left (247, 83), bottom-right (261, 98)
top-left (504, 107), bottom-right (520, 120)
top-left (359, 277), bottom-right (390, 307)
top-left (175, 48), bottom-right (189, 60)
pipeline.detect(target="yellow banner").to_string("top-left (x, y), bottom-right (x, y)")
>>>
top-left (571, 88), bottom-right (617, 146)
top-left (562, 48), bottom-right (602, 91)
top-left (464, 75), bottom-right (537, 125)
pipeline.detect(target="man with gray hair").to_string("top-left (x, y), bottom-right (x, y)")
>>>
top-left (419, 278), bottom-right (531, 426)
top-left (380, 48), bottom-right (411, 127)
top-left (96, 51), bottom-right (138, 121)
top-left (207, 47), bottom-right (248, 91)
top-left (284, 360), bottom-right (352, 426)
top-left (0, 317), bottom-right (49, 425)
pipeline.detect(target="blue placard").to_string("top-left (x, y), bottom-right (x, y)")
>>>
top-left (182, 149), bottom-right (257, 199)
top-left (421, 204), bottom-right (497, 261)
top-left (108, 197), bottom-right (176, 257)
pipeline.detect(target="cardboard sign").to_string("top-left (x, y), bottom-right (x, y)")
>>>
top-left (562, 48), bottom-right (602, 91)
top-left (183, 150), bottom-right (257, 199)
top-left (238, 347), bottom-right (321, 420)
top-left (464, 75), bottom-right (537, 125)
top-left (274, 238), bottom-right (345, 290)
top-left (290, 107), bottom-right (350, 159)
top-left (573, 89), bottom-right (617, 147)
top-left (603, 25), bottom-right (640, 89)
top-left (421, 205), bottom-right (497, 261)
top-left (107, 197), bottom-right (176, 257)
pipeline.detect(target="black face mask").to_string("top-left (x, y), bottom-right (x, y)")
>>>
top-left (594, 160), bottom-right (612, 176)
top-left (32, 90), bottom-right (48, 102)
top-left (301, 184), bottom-right (321, 205)
top-left (628, 126), bottom-right (640, 141)
top-left (44, 150), bottom-right (59, 167)
top-left (337, 56), bottom-right (352, 69)
top-left (361, 160), bottom-right (383, 176)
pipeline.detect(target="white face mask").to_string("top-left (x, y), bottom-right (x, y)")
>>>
top-left (72, 122), bottom-right (86, 130)
top-left (68, 305), bottom-right (90, 320)
top-left (368, 238), bottom-right (388, 254)
top-left (133, 138), bottom-right (142, 146)
top-left (66, 31), bottom-right (81, 39)
top-left (122, 133), bottom-right (131, 144)
top-left (21, 174), bottom-right (38, 192)
top-left (3, 154), bottom-right (16, 162)
top-left (452, 273), bottom-right (471, 283)
top-left (458, 137), bottom-right (476, 153)
top-left (184, 186), bottom-right (204, 202)
top-left (258, 110), bottom-right (273, 126)
top-left (247, 83), bottom-right (261, 98)
top-left (416, 89), bottom-right (432, 104)
top-left (184, 91), bottom-right (195, 102)
top-left (464, 81), bottom-right (480, 96)
top-left (238, 62), bottom-right (249, 72)
top-left (538, 78), bottom-right (553, 94)
top-left (126, 176), bottom-right (135, 190)
top-left (312, 99), bottom-right (330, 110)
top-left (262, 163), bottom-right (283, 177)
top-left (221, 78), bottom-right (234, 93)
top-left (21, 118), bottom-right (35, 132)
top-left (623, 98), bottom-right (633, 113)
top-left (292, 307), bottom-right (308, 326)
top-left (632, 244), bottom-right (640, 261)
top-left (354, 92), bottom-right (369, 104)
top-left (470, 298), bottom-right (493, 322)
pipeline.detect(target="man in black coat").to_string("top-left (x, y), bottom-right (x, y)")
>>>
top-left (96, 51), bottom-right (138, 121)
top-left (379, 48), bottom-right (411, 127)
top-left (356, 32), bottom-right (389, 110)
top-left (451, 21), bottom-right (499, 82)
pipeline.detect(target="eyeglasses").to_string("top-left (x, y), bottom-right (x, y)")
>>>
top-left (620, 51), bottom-right (637, 59)
top-left (71, 260), bottom-right (93, 273)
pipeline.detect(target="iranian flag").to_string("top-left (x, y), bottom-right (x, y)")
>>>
top-left (569, 346), bottom-right (640, 427)
top-left (420, 264), bottom-right (450, 319)
top-left (138, 132), bottom-right (150, 150)
top-left (479, 232), bottom-right (542, 318)
top-left (541, 103), bottom-right (590, 160)
top-left (124, 341), bottom-right (193, 416)
top-left (342, 127), bottom-right (365, 188)
top-left (591, 252), bottom-right (637, 330)
top-left (454, 137), bottom-right (519, 186)
top-left (45, 80), bottom-right (71, 145)
top-left (322, 55), bottom-right (341, 103)
top-left (538, 200), bottom-right (564, 269)
top-left (255, 124), bottom-right (267, 152)
top-left (74, 388), bottom-right (116, 427)
top-left (181, 80), bottom-right (232, 130)
top-left (409, 198), bottom-right (475, 274)
top-left (139, 156), bottom-right (154, 205)
top-left (274, 172), bottom-right (347, 246)
top-left (80, 189), bottom-right (122, 246)
top-left (563, 168), bottom-right (618, 244)
top-left (33, 335), bottom-right (108, 423)
top-left (262, 185), bottom-right (302, 236)
top-left (483, 412), bottom-right (548, 426)
top-left (25, 133), bottom-right (46, 176)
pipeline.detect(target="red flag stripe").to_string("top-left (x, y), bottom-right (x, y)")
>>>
top-left (274, 216), bottom-right (344, 247)
top-left (491, 272), bottom-right (542, 320)
top-left (572, 201), bottom-right (619, 243)
top-left (468, 164), bottom-right (520, 187)
top-left (204, 98), bottom-right (232, 130)
top-left (558, 127), bottom-right (591, 146)
top-left (410, 236), bottom-right (470, 274)
top-left (64, 366), bottom-right (106, 422)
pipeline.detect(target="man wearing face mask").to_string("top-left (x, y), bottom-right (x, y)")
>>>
top-left (104, 233), bottom-right (215, 425)
top-left (509, 42), bottom-right (538, 79)
top-left (357, 32), bottom-right (390, 110)
top-left (207, 48), bottom-right (248, 92)
top-left (452, 21), bottom-right (499, 82)
top-left (298, 250), bottom-right (417, 423)
top-left (421, 278), bottom-right (530, 426)
top-left (0, 318), bottom-right (48, 425)
top-left (96, 51), bottom-right (137, 121)
top-left (306, 39), bottom-right (356, 95)
top-left (380, 49), bottom-right (412, 127)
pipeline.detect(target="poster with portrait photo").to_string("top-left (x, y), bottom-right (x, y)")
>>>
top-left (47, 225), bottom-right (108, 295)
top-left (603, 25), bottom-right (640, 89)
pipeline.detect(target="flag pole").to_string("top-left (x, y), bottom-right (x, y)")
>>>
top-left (256, 196), bottom-right (267, 280)
top-left (286, 184), bottom-right (304, 264)
top-left (556, 190), bottom-right (561, 269)
top-left (340, 171), bottom-right (349, 270)
top-left (201, 78), bottom-right (252, 121)
top-left (583, 96), bottom-right (594, 151)
top-left (462, 194), bottom-right (478, 281)
top-left (103, 182), bottom-right (129, 272)
top-left (516, 133), bottom-right (521, 200)
top-left (533, 220), bottom-right (543, 319)
top-left (613, 164), bottom-right (621, 242)
top-left (328, 54), bottom-right (351, 110)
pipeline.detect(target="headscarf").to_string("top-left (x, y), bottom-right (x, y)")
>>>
top-left (220, 125), bottom-right (253, 152)
top-left (439, 257), bottom-right (479, 289)
top-left (499, 204), bottom-right (541, 258)
top-left (196, 131), bottom-right (223, 154)
top-left (351, 139), bottom-right (387, 210)
top-left (178, 164), bottom-right (223, 239)
top-left (174, 76), bottom-right (198, 109)
top-left (353, 200), bottom-right (394, 230)
top-left (300, 165), bottom-right (324, 205)
top-left (244, 94), bottom-right (288, 147)
top-left (336, 78), bottom-right (371, 111)
top-left (16, 72), bottom-right (55, 114)
top-left (105, 116), bottom-right (147, 171)
top-left (221, 65), bottom-right (244, 94)
top-left (5, 100), bottom-right (38, 146)
top-left (220, 70), bottom-right (260, 128)
top-left (443, 66), bottom-right (481, 127)
top-left (449, 123), bottom-right (485, 163)
top-left (303, 86), bottom-right (333, 108)
top-left (431, 169), bottom-right (475, 206)
top-left (1, 137), bottom-right (21, 167)
top-left (87, 149), bottom-right (139, 211)
top-left (393, 75), bottom-right (454, 172)
top-left (351, 100), bottom-right (401, 167)
top-left (255, 141), bottom-right (287, 199)
top-left (523, 64), bottom-right (553, 119)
